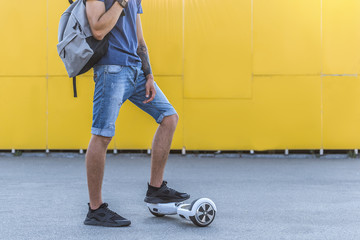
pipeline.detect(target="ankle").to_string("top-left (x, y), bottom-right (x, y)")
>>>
top-left (149, 180), bottom-right (163, 188)
top-left (89, 202), bottom-right (102, 210)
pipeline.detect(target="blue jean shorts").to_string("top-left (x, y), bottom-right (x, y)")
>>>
top-left (91, 65), bottom-right (177, 137)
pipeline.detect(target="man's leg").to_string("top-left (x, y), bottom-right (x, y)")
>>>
top-left (128, 73), bottom-right (190, 203)
top-left (84, 134), bottom-right (130, 227)
top-left (144, 113), bottom-right (190, 203)
top-left (84, 65), bottom-right (134, 227)
top-left (85, 134), bottom-right (112, 210)
top-left (149, 114), bottom-right (179, 188)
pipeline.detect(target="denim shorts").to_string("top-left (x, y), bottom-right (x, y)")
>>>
top-left (91, 65), bottom-right (177, 137)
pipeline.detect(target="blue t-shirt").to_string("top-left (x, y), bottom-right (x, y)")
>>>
top-left (96, 0), bottom-right (143, 66)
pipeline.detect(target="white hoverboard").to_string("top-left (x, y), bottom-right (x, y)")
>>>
top-left (147, 198), bottom-right (217, 227)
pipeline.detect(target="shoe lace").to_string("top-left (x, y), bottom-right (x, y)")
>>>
top-left (104, 206), bottom-right (119, 216)
top-left (163, 183), bottom-right (178, 194)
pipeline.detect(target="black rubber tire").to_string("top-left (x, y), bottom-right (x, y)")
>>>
top-left (190, 211), bottom-right (216, 227)
top-left (148, 208), bottom-right (165, 217)
top-left (189, 200), bottom-right (216, 227)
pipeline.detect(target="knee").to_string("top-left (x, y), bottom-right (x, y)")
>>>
top-left (93, 135), bottom-right (113, 147)
top-left (161, 114), bottom-right (179, 129)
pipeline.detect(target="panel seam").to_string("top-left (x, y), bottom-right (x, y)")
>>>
top-left (46, 0), bottom-right (49, 151)
top-left (182, 0), bottom-right (185, 150)
top-left (320, 0), bottom-right (324, 150)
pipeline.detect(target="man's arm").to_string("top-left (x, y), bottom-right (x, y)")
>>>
top-left (136, 14), bottom-right (156, 103)
top-left (136, 15), bottom-right (153, 79)
top-left (86, 0), bottom-right (126, 40)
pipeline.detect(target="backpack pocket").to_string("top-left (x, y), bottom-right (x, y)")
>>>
top-left (57, 32), bottom-right (93, 78)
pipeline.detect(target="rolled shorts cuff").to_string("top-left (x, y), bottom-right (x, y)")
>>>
top-left (156, 109), bottom-right (178, 124)
top-left (91, 127), bottom-right (115, 138)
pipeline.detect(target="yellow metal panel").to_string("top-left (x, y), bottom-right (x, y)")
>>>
top-left (48, 0), bottom-right (71, 76)
top-left (0, 1), bottom-right (47, 76)
top-left (323, 76), bottom-right (360, 149)
top-left (251, 76), bottom-right (322, 150)
top-left (114, 101), bottom-right (156, 149)
top-left (323, 0), bottom-right (360, 74)
top-left (115, 77), bottom-right (183, 149)
top-left (0, 77), bottom-right (46, 149)
top-left (184, 0), bottom-right (252, 99)
top-left (48, 0), bottom-right (93, 77)
top-left (4, 0), bottom-right (360, 151)
top-left (47, 76), bottom-right (114, 149)
top-left (184, 76), bottom-right (321, 150)
top-left (183, 99), bottom-right (254, 150)
top-left (253, 0), bottom-right (322, 75)
top-left (141, 0), bottom-right (183, 76)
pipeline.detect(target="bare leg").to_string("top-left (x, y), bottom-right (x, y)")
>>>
top-left (150, 114), bottom-right (179, 187)
top-left (85, 134), bottom-right (112, 209)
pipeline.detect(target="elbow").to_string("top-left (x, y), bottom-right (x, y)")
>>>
top-left (92, 30), bottom-right (105, 41)
top-left (138, 38), bottom-right (145, 45)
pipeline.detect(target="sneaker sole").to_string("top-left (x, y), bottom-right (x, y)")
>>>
top-left (84, 218), bottom-right (131, 227)
top-left (144, 195), bottom-right (190, 204)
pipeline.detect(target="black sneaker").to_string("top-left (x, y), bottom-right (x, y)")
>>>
top-left (144, 181), bottom-right (190, 203)
top-left (84, 203), bottom-right (131, 227)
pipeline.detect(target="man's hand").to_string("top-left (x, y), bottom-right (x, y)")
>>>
top-left (143, 75), bottom-right (156, 104)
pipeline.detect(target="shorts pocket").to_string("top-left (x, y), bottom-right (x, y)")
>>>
top-left (107, 65), bottom-right (124, 74)
top-left (93, 65), bottom-right (103, 83)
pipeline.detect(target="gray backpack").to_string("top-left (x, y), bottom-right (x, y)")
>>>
top-left (57, 0), bottom-right (109, 97)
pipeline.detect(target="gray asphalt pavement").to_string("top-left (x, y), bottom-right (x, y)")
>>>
top-left (1, 153), bottom-right (360, 240)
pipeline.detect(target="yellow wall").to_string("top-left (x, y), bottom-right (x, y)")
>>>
top-left (0, 0), bottom-right (360, 151)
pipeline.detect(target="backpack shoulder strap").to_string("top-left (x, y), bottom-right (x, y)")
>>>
top-left (72, 77), bottom-right (77, 98)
